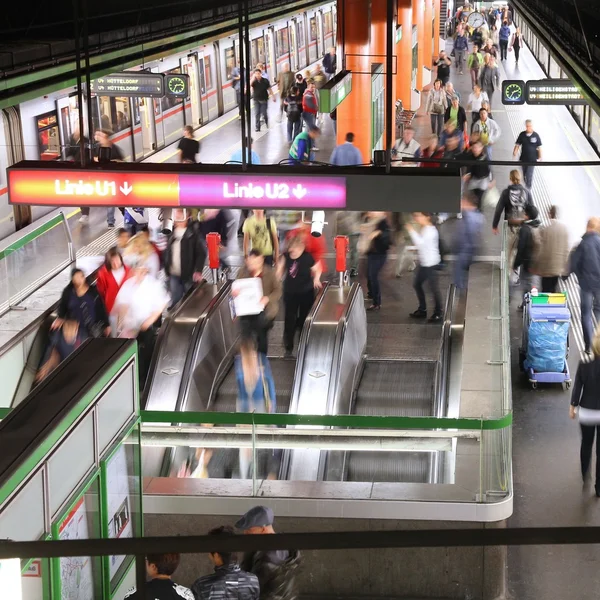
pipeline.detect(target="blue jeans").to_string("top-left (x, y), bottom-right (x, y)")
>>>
top-left (580, 289), bottom-right (600, 351)
top-left (169, 275), bottom-right (191, 308)
top-left (303, 112), bottom-right (316, 130)
top-left (414, 265), bottom-right (442, 315)
top-left (367, 253), bottom-right (387, 306)
top-left (287, 119), bottom-right (302, 143)
top-left (107, 207), bottom-right (116, 226)
top-left (255, 100), bottom-right (268, 130)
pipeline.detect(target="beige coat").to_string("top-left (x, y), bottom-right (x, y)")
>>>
top-left (537, 220), bottom-right (570, 277)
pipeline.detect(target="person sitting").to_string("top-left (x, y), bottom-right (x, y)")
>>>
top-left (124, 553), bottom-right (193, 600)
top-left (191, 526), bottom-right (259, 600)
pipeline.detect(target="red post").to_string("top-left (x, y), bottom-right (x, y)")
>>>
top-left (334, 235), bottom-right (349, 286)
top-left (206, 232), bottom-right (221, 269)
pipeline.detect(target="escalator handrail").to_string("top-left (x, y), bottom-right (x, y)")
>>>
top-left (177, 281), bottom-right (233, 412)
top-left (288, 281), bottom-right (331, 414)
top-left (325, 282), bottom-right (365, 417)
top-left (433, 284), bottom-right (456, 419)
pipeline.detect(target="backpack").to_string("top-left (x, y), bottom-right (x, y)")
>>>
top-left (286, 98), bottom-right (302, 122)
top-left (508, 186), bottom-right (528, 218)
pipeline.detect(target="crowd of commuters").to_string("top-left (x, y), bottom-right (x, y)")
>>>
top-left (125, 506), bottom-right (300, 600)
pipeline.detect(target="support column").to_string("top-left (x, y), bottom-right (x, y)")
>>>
top-left (413, 0), bottom-right (424, 90)
top-left (433, 0), bottom-right (441, 56)
top-left (396, 0), bottom-right (413, 111)
top-left (337, 0), bottom-right (372, 160)
top-left (424, 0), bottom-right (433, 67)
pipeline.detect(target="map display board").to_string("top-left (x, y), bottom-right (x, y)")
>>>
top-left (57, 497), bottom-right (95, 599)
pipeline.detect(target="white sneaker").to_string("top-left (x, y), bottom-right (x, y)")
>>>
top-left (78, 215), bottom-right (89, 224)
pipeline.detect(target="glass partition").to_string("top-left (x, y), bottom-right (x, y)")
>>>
top-left (0, 212), bottom-right (74, 316)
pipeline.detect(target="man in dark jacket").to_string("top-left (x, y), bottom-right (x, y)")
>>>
top-left (192, 526), bottom-right (259, 600)
top-left (323, 47), bottom-right (337, 79)
top-left (236, 506), bottom-right (301, 600)
top-left (164, 208), bottom-right (207, 307)
top-left (514, 204), bottom-right (541, 305)
top-left (570, 217), bottom-right (600, 353)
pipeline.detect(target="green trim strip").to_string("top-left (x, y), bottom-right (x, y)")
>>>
top-left (0, 344), bottom-right (137, 507)
top-left (0, 214), bottom-right (65, 260)
top-left (141, 410), bottom-right (513, 431)
top-left (0, 408), bottom-right (11, 419)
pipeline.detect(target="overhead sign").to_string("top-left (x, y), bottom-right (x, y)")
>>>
top-left (319, 70), bottom-right (353, 114)
top-left (526, 79), bottom-right (586, 105)
top-left (7, 168), bottom-right (347, 209)
top-left (502, 78), bottom-right (586, 106)
top-left (90, 73), bottom-right (164, 97)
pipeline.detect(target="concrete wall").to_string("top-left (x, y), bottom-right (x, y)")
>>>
top-left (144, 514), bottom-right (506, 600)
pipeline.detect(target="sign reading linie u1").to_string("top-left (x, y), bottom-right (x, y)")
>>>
top-left (502, 79), bottom-right (586, 106)
top-left (89, 72), bottom-right (189, 98)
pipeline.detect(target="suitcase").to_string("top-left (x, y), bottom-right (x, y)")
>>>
top-left (519, 292), bottom-right (571, 390)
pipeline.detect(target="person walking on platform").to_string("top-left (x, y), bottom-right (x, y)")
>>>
top-left (510, 27), bottom-right (523, 64)
top-left (93, 129), bottom-right (124, 228)
top-left (444, 95), bottom-right (468, 141)
top-left (570, 333), bottom-right (600, 497)
top-left (492, 169), bottom-right (533, 236)
top-left (479, 56), bottom-right (500, 109)
top-left (277, 236), bottom-right (322, 355)
top-left (164, 209), bottom-right (206, 307)
top-left (499, 20), bottom-right (511, 60)
top-left (426, 79), bottom-right (448, 137)
top-left (236, 506), bottom-right (302, 600)
top-left (289, 126), bottom-right (321, 164)
top-left (236, 250), bottom-right (281, 355)
top-left (514, 204), bottom-right (541, 304)
top-left (537, 206), bottom-right (570, 293)
top-left (359, 211), bottom-right (391, 311)
top-left (330, 132), bottom-right (364, 166)
top-left (467, 84), bottom-right (489, 125)
top-left (124, 553), bottom-right (194, 600)
top-left (323, 47), bottom-right (337, 80)
top-left (433, 50), bottom-right (452, 85)
top-left (453, 194), bottom-right (484, 290)
top-left (406, 213), bottom-right (443, 322)
top-left (251, 68), bottom-right (275, 132)
top-left (471, 107), bottom-right (501, 158)
top-left (392, 126), bottom-right (421, 165)
top-left (192, 526), bottom-right (259, 600)
top-left (301, 79), bottom-right (319, 131)
top-left (276, 63), bottom-right (295, 122)
top-left (463, 140), bottom-right (493, 209)
top-left (467, 45), bottom-right (484, 88)
top-left (569, 217), bottom-right (600, 354)
top-left (177, 125), bottom-right (199, 163)
top-left (231, 61), bottom-right (242, 117)
top-left (453, 27), bottom-right (469, 74)
top-left (444, 82), bottom-right (461, 106)
top-left (283, 86), bottom-right (303, 144)
top-left (295, 72), bottom-right (307, 96)
top-left (513, 120), bottom-right (542, 188)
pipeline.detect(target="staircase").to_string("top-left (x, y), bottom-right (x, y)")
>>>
top-left (440, 0), bottom-right (449, 36)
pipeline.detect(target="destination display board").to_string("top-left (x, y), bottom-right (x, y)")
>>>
top-left (7, 168), bottom-right (347, 209)
top-left (502, 78), bottom-right (586, 105)
top-left (90, 73), bottom-right (164, 97)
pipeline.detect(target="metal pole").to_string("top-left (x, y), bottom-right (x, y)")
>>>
top-left (238, 1), bottom-right (247, 171)
top-left (81, 0), bottom-right (94, 165)
top-left (244, 0), bottom-right (253, 166)
top-left (385, 0), bottom-right (394, 173)
top-left (72, 0), bottom-right (86, 165)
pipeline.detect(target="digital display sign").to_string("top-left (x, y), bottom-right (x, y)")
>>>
top-left (526, 79), bottom-right (586, 105)
top-left (90, 73), bottom-right (164, 97)
top-left (7, 169), bottom-right (347, 209)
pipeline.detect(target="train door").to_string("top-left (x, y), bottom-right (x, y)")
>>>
top-left (289, 20), bottom-right (298, 72)
top-left (138, 98), bottom-right (157, 157)
top-left (297, 18), bottom-right (307, 69)
top-left (185, 53), bottom-right (203, 126)
top-left (308, 14), bottom-right (318, 63)
top-left (267, 27), bottom-right (277, 81)
top-left (213, 42), bottom-right (225, 116)
top-left (198, 54), bottom-right (211, 124)
top-left (180, 58), bottom-right (194, 126)
top-left (56, 94), bottom-right (81, 158)
top-left (316, 10), bottom-right (325, 57)
top-left (152, 98), bottom-right (165, 149)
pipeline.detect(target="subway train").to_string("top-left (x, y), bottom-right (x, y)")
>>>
top-left (0, 1), bottom-right (337, 240)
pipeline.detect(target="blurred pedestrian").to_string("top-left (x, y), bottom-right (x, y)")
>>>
top-left (453, 194), bottom-right (484, 290)
top-left (123, 231), bottom-right (160, 279)
top-left (330, 132), bottom-right (364, 165)
top-left (359, 211), bottom-right (391, 311)
top-left (283, 86), bottom-right (303, 143)
top-left (242, 209), bottom-right (279, 266)
top-left (426, 79), bottom-right (448, 137)
top-left (479, 56), bottom-right (500, 109)
top-left (537, 205), bottom-right (570, 293)
top-left (514, 204), bottom-right (541, 304)
top-left (177, 125), bottom-right (200, 163)
top-left (97, 247), bottom-right (132, 334)
top-left (463, 140), bottom-right (493, 209)
top-left (36, 320), bottom-right (87, 382)
top-left (323, 47), bottom-right (337, 79)
top-left (93, 129), bottom-right (124, 228)
top-left (433, 51), bottom-right (452, 85)
top-left (289, 126), bottom-right (320, 164)
top-left (277, 64), bottom-right (295, 122)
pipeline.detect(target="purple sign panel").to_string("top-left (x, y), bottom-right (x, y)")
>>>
top-left (179, 174), bottom-right (346, 208)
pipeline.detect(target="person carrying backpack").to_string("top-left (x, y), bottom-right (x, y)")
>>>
top-left (283, 85), bottom-right (303, 144)
top-left (492, 169), bottom-right (534, 234)
top-left (514, 204), bottom-right (542, 306)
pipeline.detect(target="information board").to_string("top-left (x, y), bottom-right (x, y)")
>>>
top-left (318, 70), bottom-right (352, 113)
top-left (7, 168), bottom-right (347, 209)
top-left (526, 79), bottom-right (586, 105)
top-left (90, 73), bottom-right (164, 97)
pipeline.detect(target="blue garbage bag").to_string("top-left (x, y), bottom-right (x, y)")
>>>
top-left (524, 320), bottom-right (569, 373)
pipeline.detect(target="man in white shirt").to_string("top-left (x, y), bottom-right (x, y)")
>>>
top-left (406, 212), bottom-right (443, 322)
top-left (392, 127), bottom-right (421, 166)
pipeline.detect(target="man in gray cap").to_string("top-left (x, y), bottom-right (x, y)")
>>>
top-left (236, 506), bottom-right (301, 600)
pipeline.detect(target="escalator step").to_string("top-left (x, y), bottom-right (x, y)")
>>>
top-left (346, 451), bottom-right (431, 483)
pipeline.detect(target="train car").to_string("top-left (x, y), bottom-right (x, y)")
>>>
top-left (0, 1), bottom-right (336, 240)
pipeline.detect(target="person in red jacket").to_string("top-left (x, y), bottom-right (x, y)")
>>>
top-left (97, 247), bottom-right (132, 324)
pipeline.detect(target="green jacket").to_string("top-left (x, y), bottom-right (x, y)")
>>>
top-left (467, 52), bottom-right (483, 70)
top-left (289, 131), bottom-right (312, 161)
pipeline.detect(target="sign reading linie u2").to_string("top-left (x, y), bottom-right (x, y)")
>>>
top-left (90, 72), bottom-right (189, 98)
top-left (502, 79), bottom-right (586, 106)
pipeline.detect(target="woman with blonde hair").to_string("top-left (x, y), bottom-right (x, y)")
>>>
top-left (571, 333), bottom-right (600, 496)
top-left (123, 232), bottom-right (160, 278)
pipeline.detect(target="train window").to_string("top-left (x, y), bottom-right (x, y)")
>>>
top-left (324, 11), bottom-right (333, 35)
top-left (92, 96), bottom-right (131, 134)
top-left (251, 36), bottom-right (266, 69)
top-left (36, 111), bottom-right (60, 160)
top-left (276, 27), bottom-right (289, 58)
top-left (203, 56), bottom-right (213, 90)
top-left (225, 47), bottom-right (236, 80)
top-left (297, 21), bottom-right (305, 50)
top-left (309, 17), bottom-right (317, 41)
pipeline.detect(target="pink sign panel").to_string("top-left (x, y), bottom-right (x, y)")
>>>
top-left (179, 174), bottom-right (346, 208)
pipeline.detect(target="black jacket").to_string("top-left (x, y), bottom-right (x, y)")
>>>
top-left (570, 232), bottom-right (600, 291)
top-left (57, 283), bottom-right (109, 333)
top-left (444, 104), bottom-right (467, 133)
top-left (164, 221), bottom-right (207, 282)
top-left (198, 210), bottom-right (231, 246)
top-left (571, 358), bottom-right (600, 409)
top-left (514, 218), bottom-right (541, 273)
top-left (465, 151), bottom-right (490, 181)
top-left (367, 217), bottom-right (392, 255)
top-left (241, 549), bottom-right (301, 600)
top-left (192, 564), bottom-right (259, 600)
top-left (492, 184), bottom-right (534, 228)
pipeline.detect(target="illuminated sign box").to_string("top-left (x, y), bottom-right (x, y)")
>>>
top-left (319, 70), bottom-right (353, 114)
top-left (526, 79), bottom-right (586, 105)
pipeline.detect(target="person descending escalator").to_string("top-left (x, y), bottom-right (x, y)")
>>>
top-left (236, 506), bottom-right (302, 600)
top-left (359, 211), bottom-right (392, 311)
top-left (277, 235), bottom-right (322, 357)
top-left (97, 247), bottom-right (132, 335)
top-left (36, 320), bottom-right (87, 382)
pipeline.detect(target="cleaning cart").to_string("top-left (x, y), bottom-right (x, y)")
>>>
top-left (519, 291), bottom-right (571, 390)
